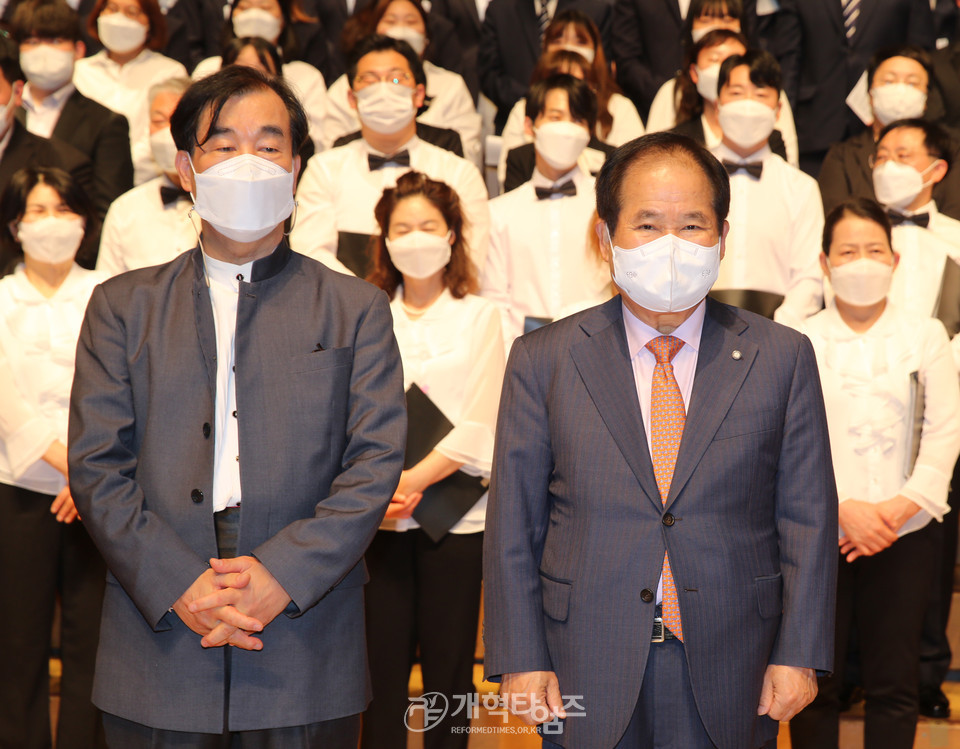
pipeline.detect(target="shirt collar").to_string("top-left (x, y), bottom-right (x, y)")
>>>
top-left (531, 164), bottom-right (583, 190)
top-left (0, 120), bottom-right (13, 162)
top-left (22, 82), bottom-right (75, 112)
top-left (364, 134), bottom-right (419, 158)
top-left (621, 297), bottom-right (707, 360)
top-left (903, 199), bottom-right (937, 218)
top-left (712, 142), bottom-right (772, 164)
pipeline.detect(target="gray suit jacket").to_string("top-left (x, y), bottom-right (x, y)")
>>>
top-left (483, 296), bottom-right (837, 749)
top-left (69, 242), bottom-right (406, 732)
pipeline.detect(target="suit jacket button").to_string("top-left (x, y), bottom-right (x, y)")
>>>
top-left (202, 422), bottom-right (211, 438)
top-left (641, 589), bottom-right (654, 603)
top-left (191, 489), bottom-right (204, 503)
top-left (662, 513), bottom-right (675, 526)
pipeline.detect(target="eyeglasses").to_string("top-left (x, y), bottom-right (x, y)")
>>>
top-left (869, 150), bottom-right (929, 168)
top-left (354, 70), bottom-right (413, 87)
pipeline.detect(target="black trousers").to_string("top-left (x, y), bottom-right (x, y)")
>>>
top-left (789, 521), bottom-right (939, 749)
top-left (361, 529), bottom-right (484, 749)
top-left (0, 481), bottom-right (107, 749)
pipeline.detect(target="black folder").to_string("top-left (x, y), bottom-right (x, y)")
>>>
top-left (708, 289), bottom-right (786, 320)
top-left (405, 384), bottom-right (487, 542)
top-left (337, 231), bottom-right (375, 279)
top-left (523, 316), bottom-right (552, 334)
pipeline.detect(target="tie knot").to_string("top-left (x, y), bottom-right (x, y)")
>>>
top-left (645, 335), bottom-right (684, 364)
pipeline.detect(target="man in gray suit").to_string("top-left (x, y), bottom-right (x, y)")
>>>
top-left (483, 132), bottom-right (838, 748)
top-left (68, 66), bottom-right (406, 747)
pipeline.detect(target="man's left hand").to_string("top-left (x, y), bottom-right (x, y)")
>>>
top-left (187, 556), bottom-right (292, 648)
top-left (757, 664), bottom-right (817, 721)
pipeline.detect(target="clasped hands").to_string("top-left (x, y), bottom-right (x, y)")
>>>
top-left (172, 556), bottom-right (292, 651)
top-left (838, 495), bottom-right (920, 562)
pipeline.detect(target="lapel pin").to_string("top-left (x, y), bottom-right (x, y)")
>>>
top-left (731, 350), bottom-right (742, 360)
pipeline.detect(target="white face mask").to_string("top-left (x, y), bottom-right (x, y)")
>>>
top-left (381, 25), bottom-right (426, 56)
top-left (694, 63), bottom-right (720, 103)
top-left (97, 13), bottom-right (148, 55)
top-left (872, 159), bottom-right (939, 211)
top-left (386, 230), bottom-right (452, 279)
top-left (718, 98), bottom-right (777, 150)
top-left (232, 8), bottom-right (283, 43)
top-left (17, 215), bottom-right (84, 264)
top-left (606, 226), bottom-right (721, 313)
top-left (190, 153), bottom-right (295, 243)
top-left (150, 126), bottom-right (178, 173)
top-left (355, 81), bottom-right (416, 135)
top-left (828, 257), bottom-right (894, 306)
top-left (533, 120), bottom-right (591, 171)
top-left (870, 83), bottom-right (927, 127)
top-left (557, 43), bottom-right (595, 64)
top-left (20, 45), bottom-right (76, 91)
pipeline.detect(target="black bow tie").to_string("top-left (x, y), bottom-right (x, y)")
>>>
top-left (722, 161), bottom-right (763, 179)
top-left (535, 180), bottom-right (577, 200)
top-left (887, 210), bottom-right (930, 228)
top-left (160, 184), bottom-right (191, 206)
top-left (368, 150), bottom-right (411, 170)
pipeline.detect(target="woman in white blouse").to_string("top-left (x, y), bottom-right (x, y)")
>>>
top-left (190, 0), bottom-right (328, 152)
top-left (0, 167), bottom-right (108, 749)
top-left (321, 0), bottom-right (481, 166)
top-left (363, 171), bottom-right (504, 748)
top-left (789, 199), bottom-right (960, 749)
top-left (74, 0), bottom-right (188, 185)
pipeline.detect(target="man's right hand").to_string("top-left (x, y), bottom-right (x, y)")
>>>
top-left (500, 670), bottom-right (567, 725)
top-left (172, 568), bottom-right (264, 650)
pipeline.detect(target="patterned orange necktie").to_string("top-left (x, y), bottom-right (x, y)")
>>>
top-left (645, 335), bottom-right (686, 641)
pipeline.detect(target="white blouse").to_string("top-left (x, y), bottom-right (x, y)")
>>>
top-left (321, 61), bottom-right (482, 167)
top-left (192, 57), bottom-right (328, 152)
top-left (74, 49), bottom-right (189, 185)
top-left (383, 288), bottom-right (505, 534)
top-left (497, 91), bottom-right (644, 188)
top-left (804, 302), bottom-right (960, 537)
top-left (0, 265), bottom-right (105, 494)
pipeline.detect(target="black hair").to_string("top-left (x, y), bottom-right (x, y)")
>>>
top-left (169, 65), bottom-right (308, 154)
top-left (596, 132), bottom-right (730, 236)
top-left (717, 49), bottom-right (781, 95)
top-left (525, 72), bottom-right (598, 135)
top-left (682, 0), bottom-right (743, 39)
top-left (822, 198), bottom-right (893, 255)
top-left (877, 117), bottom-right (951, 168)
top-left (0, 33), bottom-right (24, 85)
top-left (0, 166), bottom-right (97, 271)
top-left (866, 45), bottom-right (932, 89)
top-left (222, 35), bottom-right (283, 75)
top-left (10, 0), bottom-right (80, 43)
top-left (346, 33), bottom-right (425, 89)
top-left (223, 0), bottom-right (305, 67)
top-left (676, 28), bottom-right (748, 124)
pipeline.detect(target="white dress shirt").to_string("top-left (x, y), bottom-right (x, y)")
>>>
top-left (481, 166), bottom-right (611, 351)
top-left (203, 252), bottom-right (254, 512)
top-left (497, 92), bottom-right (644, 188)
top-left (476, 0), bottom-right (491, 21)
top-left (0, 264), bottom-right (106, 495)
top-left (73, 49), bottom-right (188, 185)
top-left (21, 82), bottom-right (76, 139)
top-left (383, 288), bottom-right (504, 534)
top-left (646, 79), bottom-right (799, 168)
top-left (191, 57), bottom-right (328, 151)
top-left (320, 62), bottom-right (482, 166)
top-left (97, 176), bottom-right (197, 276)
top-left (711, 142), bottom-right (824, 328)
top-left (804, 302), bottom-right (960, 536)
top-left (292, 135), bottom-right (490, 270)
top-left (622, 297), bottom-right (706, 602)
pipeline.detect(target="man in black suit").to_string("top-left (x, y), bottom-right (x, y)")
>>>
top-left (11, 0), bottom-right (132, 222)
top-left (0, 44), bottom-right (93, 269)
top-left (775, 0), bottom-right (936, 176)
top-left (478, 0), bottom-right (611, 132)
top-left (430, 0), bottom-right (483, 101)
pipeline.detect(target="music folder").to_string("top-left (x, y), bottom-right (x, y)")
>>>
top-left (405, 384), bottom-right (487, 542)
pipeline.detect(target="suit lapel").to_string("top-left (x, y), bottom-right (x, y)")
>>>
top-left (662, 0), bottom-right (682, 26)
top-left (519, 0), bottom-right (542, 61)
top-left (191, 251), bottom-right (218, 395)
top-left (666, 300), bottom-right (756, 507)
top-left (820, 0), bottom-right (843, 37)
top-left (465, 0), bottom-right (481, 32)
top-left (52, 91), bottom-right (81, 142)
top-left (571, 299), bottom-right (662, 510)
